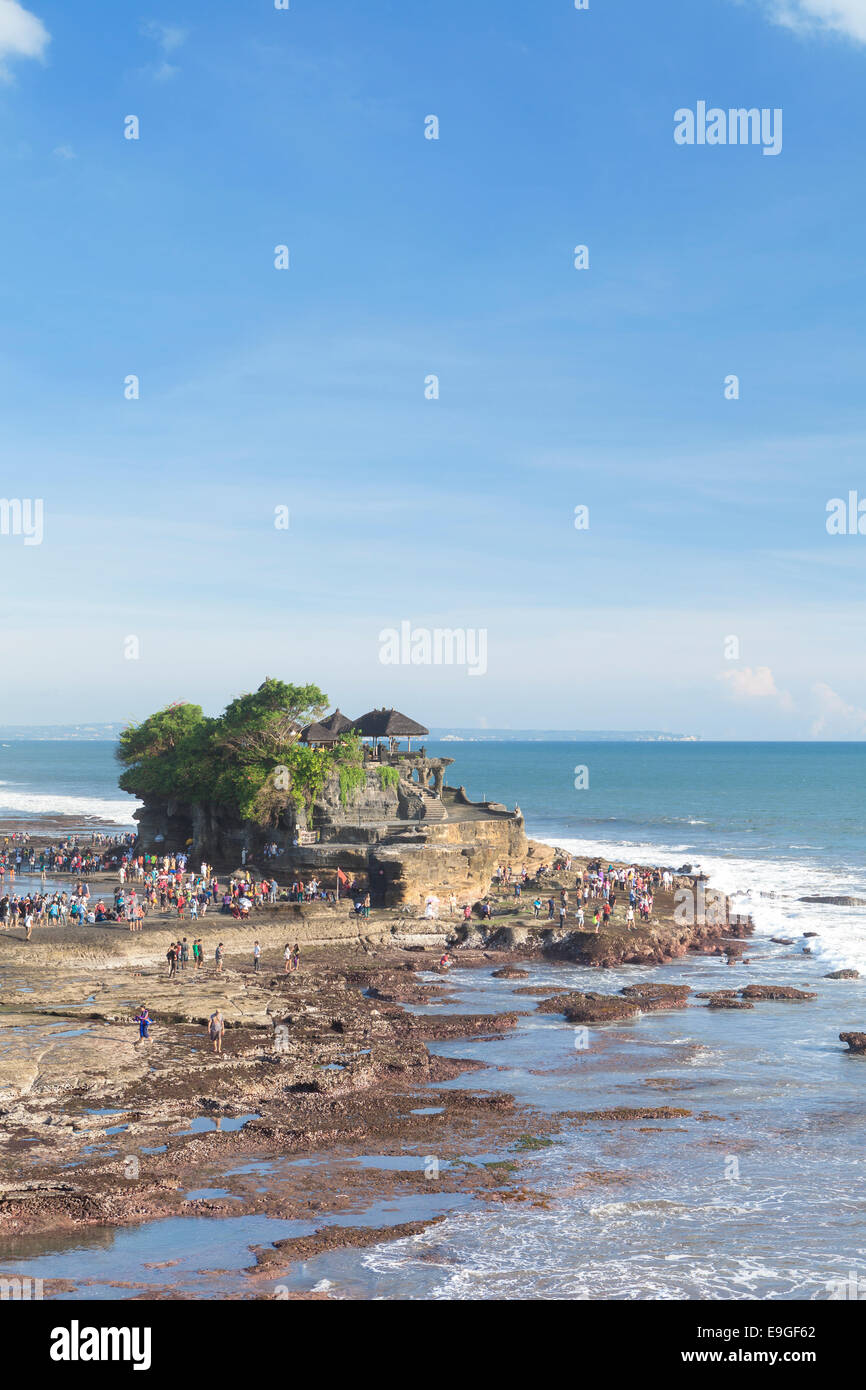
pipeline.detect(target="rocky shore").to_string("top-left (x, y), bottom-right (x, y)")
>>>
top-left (3, 840), bottom-right (845, 1298)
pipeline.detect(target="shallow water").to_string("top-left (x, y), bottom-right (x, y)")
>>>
top-left (171, 1114), bottom-right (260, 1136)
top-left (0, 1193), bottom-right (480, 1300)
top-left (6, 943), bottom-right (859, 1300)
top-left (311, 951), bottom-right (866, 1300)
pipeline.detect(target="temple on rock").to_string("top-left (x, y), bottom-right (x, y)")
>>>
top-left (133, 705), bottom-right (527, 908)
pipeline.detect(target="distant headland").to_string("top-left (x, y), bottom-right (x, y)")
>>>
top-left (0, 722), bottom-right (699, 743)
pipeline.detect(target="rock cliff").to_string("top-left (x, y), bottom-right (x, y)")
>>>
top-left (132, 756), bottom-right (527, 908)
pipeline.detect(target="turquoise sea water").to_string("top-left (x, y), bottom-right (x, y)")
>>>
top-left (0, 741), bottom-right (137, 826)
top-left (4, 737), bottom-right (865, 867)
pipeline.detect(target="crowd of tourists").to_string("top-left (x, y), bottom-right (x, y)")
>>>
top-left (0, 832), bottom-right (136, 880)
top-left (484, 859), bottom-right (675, 932)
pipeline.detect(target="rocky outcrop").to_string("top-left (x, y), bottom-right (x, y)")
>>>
top-left (133, 763), bottom-right (527, 909)
top-left (619, 982), bottom-right (691, 1010)
top-left (536, 992), bottom-right (640, 1023)
top-left (739, 984), bottom-right (817, 1001)
top-left (825, 969), bottom-right (860, 980)
top-left (840, 1032), bottom-right (866, 1053)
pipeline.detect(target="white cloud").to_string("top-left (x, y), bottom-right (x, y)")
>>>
top-left (0, 0), bottom-right (49, 78)
top-left (141, 20), bottom-right (187, 53)
top-left (140, 20), bottom-right (186, 82)
top-left (52, 144), bottom-right (75, 159)
top-left (763, 0), bottom-right (866, 43)
top-left (151, 60), bottom-right (179, 82)
top-left (810, 682), bottom-right (866, 737)
top-left (719, 665), bottom-right (795, 709)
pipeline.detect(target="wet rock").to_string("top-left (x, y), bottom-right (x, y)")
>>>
top-left (619, 982), bottom-right (691, 1011)
top-left (739, 984), bottom-right (817, 1001)
top-left (455, 929), bottom-right (486, 950)
top-left (491, 967), bottom-right (530, 980)
top-left (249, 1217), bottom-right (448, 1274)
top-left (825, 970), bottom-right (860, 980)
top-left (840, 1032), bottom-right (866, 1053)
top-left (536, 992), bottom-right (639, 1024)
top-left (486, 926), bottom-right (531, 950)
top-left (799, 896), bottom-right (866, 907)
top-left (705, 995), bottom-right (754, 1010)
top-left (770, 937), bottom-right (794, 945)
top-left (566, 1106), bottom-right (692, 1123)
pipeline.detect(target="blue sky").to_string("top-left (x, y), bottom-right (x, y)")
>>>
top-left (1, 0), bottom-right (865, 736)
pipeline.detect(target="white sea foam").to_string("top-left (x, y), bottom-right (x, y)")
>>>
top-left (0, 789), bottom-right (139, 824)
top-left (547, 833), bottom-right (866, 974)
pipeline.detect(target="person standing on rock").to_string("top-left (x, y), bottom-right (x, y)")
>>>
top-left (215, 941), bottom-right (225, 974)
top-left (253, 940), bottom-right (261, 972)
top-left (284, 942), bottom-right (292, 974)
top-left (134, 1005), bottom-right (151, 1040)
top-left (167, 942), bottom-right (177, 977)
top-left (208, 1009), bottom-right (225, 1055)
top-left (290, 943), bottom-right (300, 973)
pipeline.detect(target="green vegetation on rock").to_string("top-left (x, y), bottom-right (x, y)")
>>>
top-left (117, 678), bottom-right (366, 827)
top-left (338, 762), bottom-right (367, 807)
top-left (513, 1135), bottom-right (554, 1151)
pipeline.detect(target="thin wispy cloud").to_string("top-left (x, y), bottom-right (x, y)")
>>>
top-left (141, 20), bottom-right (188, 53)
top-left (811, 682), bottom-right (866, 736)
top-left (140, 19), bottom-right (188, 81)
top-left (0, 0), bottom-right (49, 80)
top-left (52, 144), bottom-right (75, 159)
top-left (761, 0), bottom-right (866, 43)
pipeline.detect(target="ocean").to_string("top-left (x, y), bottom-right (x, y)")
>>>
top-left (3, 738), bottom-right (865, 1300)
top-left (0, 741), bottom-right (138, 827)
